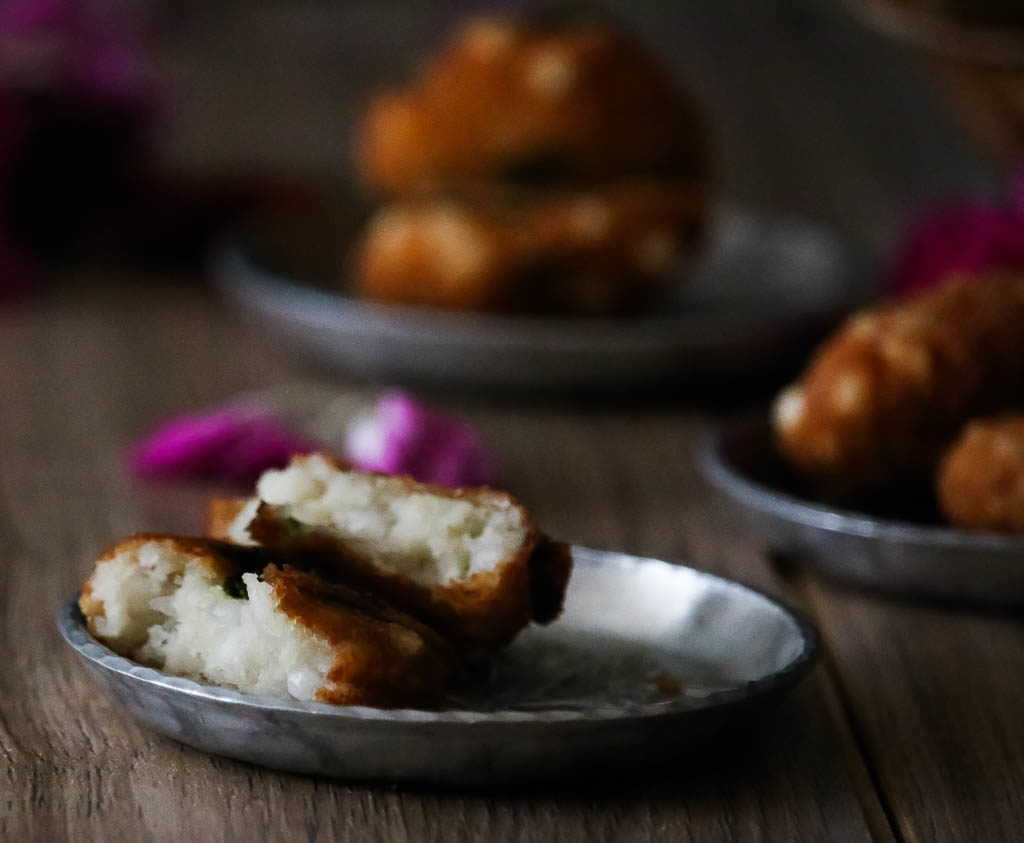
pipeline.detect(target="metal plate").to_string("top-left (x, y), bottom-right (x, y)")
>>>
top-left (698, 418), bottom-right (1024, 607)
top-left (58, 546), bottom-right (817, 784)
top-left (211, 207), bottom-right (873, 392)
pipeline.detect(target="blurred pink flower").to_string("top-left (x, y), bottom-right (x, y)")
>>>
top-left (0, 0), bottom-right (154, 298)
top-left (0, 0), bottom-right (152, 102)
top-left (345, 392), bottom-right (498, 487)
top-left (129, 407), bottom-right (320, 486)
top-left (888, 172), bottom-right (1024, 298)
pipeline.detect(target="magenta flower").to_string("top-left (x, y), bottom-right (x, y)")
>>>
top-left (0, 0), bottom-right (155, 301)
top-left (345, 392), bottom-right (498, 487)
top-left (888, 172), bottom-right (1024, 298)
top-left (129, 407), bottom-right (320, 486)
top-left (0, 0), bottom-right (152, 103)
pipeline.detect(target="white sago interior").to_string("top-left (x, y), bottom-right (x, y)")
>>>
top-left (233, 455), bottom-right (527, 586)
top-left (85, 540), bottom-right (333, 701)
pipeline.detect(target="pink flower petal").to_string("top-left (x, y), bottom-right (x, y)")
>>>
top-left (129, 407), bottom-right (319, 486)
top-left (888, 172), bottom-right (1024, 298)
top-left (345, 392), bottom-right (498, 487)
top-left (71, 40), bottom-right (151, 101)
top-left (0, 0), bottom-right (74, 34)
top-left (213, 416), bottom-right (320, 485)
top-left (0, 0), bottom-right (153, 102)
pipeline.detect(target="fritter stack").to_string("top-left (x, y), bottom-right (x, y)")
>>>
top-left (80, 455), bottom-right (572, 708)
top-left (772, 272), bottom-right (1024, 531)
top-left (351, 13), bottom-right (711, 315)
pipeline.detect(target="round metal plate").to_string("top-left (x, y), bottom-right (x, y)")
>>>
top-left (698, 418), bottom-right (1024, 607)
top-left (211, 207), bottom-right (873, 391)
top-left (58, 546), bottom-right (817, 784)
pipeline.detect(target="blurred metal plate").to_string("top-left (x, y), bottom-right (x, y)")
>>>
top-left (58, 546), bottom-right (817, 784)
top-left (698, 418), bottom-right (1024, 607)
top-left (211, 207), bottom-right (873, 391)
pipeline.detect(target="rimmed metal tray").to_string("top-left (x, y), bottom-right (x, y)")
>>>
top-left (212, 206), bottom-right (873, 392)
top-left (698, 418), bottom-right (1024, 607)
top-left (59, 546), bottom-right (817, 784)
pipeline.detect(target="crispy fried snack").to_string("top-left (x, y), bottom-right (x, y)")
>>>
top-left (526, 537), bottom-right (574, 624)
top-left (206, 454), bottom-right (572, 657)
top-left (204, 497), bottom-right (252, 543)
top-left (260, 563), bottom-right (456, 707)
top-left (352, 183), bottom-right (707, 314)
top-left (80, 534), bottom-right (455, 708)
top-left (356, 14), bottom-right (709, 194)
top-left (938, 415), bottom-right (1024, 533)
top-left (208, 496), bottom-right (572, 650)
top-left (772, 274), bottom-right (1024, 489)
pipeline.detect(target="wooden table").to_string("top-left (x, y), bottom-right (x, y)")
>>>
top-left (3, 3), bottom-right (1021, 842)
top-left (3, 277), bottom-right (1022, 842)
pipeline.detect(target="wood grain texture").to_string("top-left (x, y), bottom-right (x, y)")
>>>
top-left (0, 283), bottom-right (877, 842)
top-left (803, 577), bottom-right (1024, 843)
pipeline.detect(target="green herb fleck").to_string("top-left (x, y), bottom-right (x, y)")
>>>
top-left (222, 575), bottom-right (249, 600)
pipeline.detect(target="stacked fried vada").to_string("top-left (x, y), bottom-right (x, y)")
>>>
top-left (80, 456), bottom-right (572, 708)
top-left (352, 13), bottom-right (711, 315)
top-left (938, 415), bottom-right (1024, 532)
top-left (772, 272), bottom-right (1024, 531)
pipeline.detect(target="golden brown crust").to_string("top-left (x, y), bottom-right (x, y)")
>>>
top-left (772, 274), bottom-right (1024, 490)
top-left (249, 500), bottom-right (538, 659)
top-left (357, 15), bottom-right (709, 194)
top-left (262, 564), bottom-right (456, 708)
top-left (937, 415), bottom-right (1024, 533)
top-left (79, 533), bottom-right (456, 709)
top-left (352, 182), bottom-right (707, 315)
top-left (204, 498), bottom-right (249, 541)
top-left (527, 538), bottom-right (573, 624)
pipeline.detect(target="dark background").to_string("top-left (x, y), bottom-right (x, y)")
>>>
top-left (152, 1), bottom-right (993, 254)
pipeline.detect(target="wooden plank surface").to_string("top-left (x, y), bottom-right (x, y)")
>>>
top-left (803, 578), bottom-right (1024, 843)
top-left (0, 282), bottom-right (881, 842)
